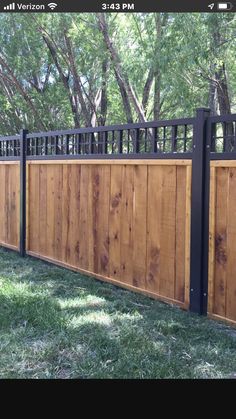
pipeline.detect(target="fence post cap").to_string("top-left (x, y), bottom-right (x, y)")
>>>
top-left (20, 128), bottom-right (28, 134)
top-left (196, 107), bottom-right (211, 112)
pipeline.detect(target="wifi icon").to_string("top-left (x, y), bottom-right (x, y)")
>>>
top-left (48, 2), bottom-right (57, 9)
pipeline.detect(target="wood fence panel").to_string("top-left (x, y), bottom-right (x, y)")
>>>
top-left (132, 165), bottom-right (147, 289)
top-left (146, 165), bottom-right (163, 294)
top-left (0, 162), bottom-right (20, 250)
top-left (94, 165), bottom-right (110, 277)
top-left (26, 160), bottom-right (191, 307)
top-left (208, 161), bottom-right (236, 324)
top-left (109, 165), bottom-right (122, 280)
top-left (175, 166), bottom-right (187, 302)
top-left (120, 165), bottom-right (134, 285)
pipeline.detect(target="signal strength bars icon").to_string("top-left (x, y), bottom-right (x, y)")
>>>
top-left (4, 2), bottom-right (15, 10)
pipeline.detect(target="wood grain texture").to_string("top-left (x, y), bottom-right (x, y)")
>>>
top-left (175, 166), bottom-right (187, 302)
top-left (69, 164), bottom-right (81, 268)
top-left (225, 167), bottom-right (236, 321)
top-left (208, 166), bottom-right (216, 314)
top-left (0, 161), bottom-right (20, 165)
top-left (95, 165), bottom-right (110, 277)
top-left (27, 159), bottom-right (191, 166)
top-left (132, 165), bottom-right (147, 289)
top-left (159, 166), bottom-right (177, 299)
top-left (79, 165), bottom-right (89, 270)
top-left (146, 165), bottom-right (162, 294)
top-left (208, 162), bottom-right (236, 323)
top-left (109, 165), bottom-right (122, 280)
top-left (120, 165), bottom-right (134, 285)
top-left (61, 164), bottom-right (69, 263)
top-left (46, 165), bottom-right (55, 259)
top-left (38, 164), bottom-right (47, 255)
top-left (26, 161), bottom-right (191, 307)
top-left (0, 163), bottom-right (20, 249)
top-left (184, 165), bottom-right (191, 308)
top-left (211, 161), bottom-right (236, 167)
top-left (53, 165), bottom-right (63, 261)
top-left (26, 162), bottom-right (29, 251)
top-left (213, 167), bottom-right (228, 317)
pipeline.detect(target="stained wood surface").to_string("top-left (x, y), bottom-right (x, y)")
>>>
top-left (0, 163), bottom-right (20, 249)
top-left (4, 157), bottom-right (236, 321)
top-left (208, 162), bottom-right (236, 323)
top-left (27, 159), bottom-right (191, 166)
top-left (26, 160), bottom-right (191, 306)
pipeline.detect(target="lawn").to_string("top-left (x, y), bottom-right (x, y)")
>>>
top-left (0, 247), bottom-right (236, 379)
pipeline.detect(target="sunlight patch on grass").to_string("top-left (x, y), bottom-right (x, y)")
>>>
top-left (59, 295), bottom-right (106, 309)
top-left (0, 248), bottom-right (236, 378)
top-left (69, 311), bottom-right (112, 328)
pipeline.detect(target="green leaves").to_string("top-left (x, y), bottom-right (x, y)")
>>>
top-left (0, 12), bottom-right (235, 135)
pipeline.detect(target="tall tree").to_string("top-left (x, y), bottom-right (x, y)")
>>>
top-left (96, 13), bottom-right (147, 123)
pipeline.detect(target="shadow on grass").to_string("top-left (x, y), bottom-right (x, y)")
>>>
top-left (0, 291), bottom-right (64, 331)
top-left (1, 247), bottom-right (236, 378)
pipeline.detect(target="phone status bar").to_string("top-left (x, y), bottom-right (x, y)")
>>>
top-left (0, 0), bottom-right (235, 13)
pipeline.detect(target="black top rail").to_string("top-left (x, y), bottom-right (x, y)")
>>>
top-left (0, 135), bottom-right (20, 141)
top-left (25, 117), bottom-right (195, 138)
top-left (209, 114), bottom-right (236, 123)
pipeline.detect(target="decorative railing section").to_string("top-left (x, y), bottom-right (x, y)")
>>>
top-left (25, 119), bottom-right (194, 157)
top-left (0, 135), bottom-right (20, 158)
top-left (210, 114), bottom-right (236, 154)
top-left (2, 113), bottom-right (236, 159)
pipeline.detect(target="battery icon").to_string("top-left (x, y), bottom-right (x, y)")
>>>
top-left (217, 2), bottom-right (233, 9)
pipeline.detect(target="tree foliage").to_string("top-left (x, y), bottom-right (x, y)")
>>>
top-left (0, 12), bottom-right (235, 134)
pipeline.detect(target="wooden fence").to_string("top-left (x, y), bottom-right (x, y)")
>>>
top-left (1, 109), bottom-right (236, 325)
top-left (26, 159), bottom-right (191, 307)
top-left (0, 161), bottom-right (20, 250)
top-left (208, 161), bottom-right (236, 324)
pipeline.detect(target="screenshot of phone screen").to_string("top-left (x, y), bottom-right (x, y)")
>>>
top-left (1, 1), bottom-right (236, 381)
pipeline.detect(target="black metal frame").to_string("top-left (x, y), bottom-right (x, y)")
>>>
top-left (24, 118), bottom-right (194, 158)
top-left (189, 109), bottom-right (210, 314)
top-left (19, 129), bottom-right (28, 257)
top-left (1, 110), bottom-right (236, 315)
top-left (25, 117), bottom-right (195, 137)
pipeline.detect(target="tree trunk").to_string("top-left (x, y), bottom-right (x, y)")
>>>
top-left (154, 70), bottom-right (161, 120)
top-left (64, 32), bottom-right (92, 127)
top-left (216, 63), bottom-right (233, 151)
top-left (154, 14), bottom-right (161, 120)
top-left (142, 68), bottom-right (154, 116)
top-left (216, 63), bottom-right (231, 115)
top-left (0, 55), bottom-right (47, 130)
top-left (213, 18), bottom-right (233, 150)
top-left (208, 78), bottom-right (217, 115)
top-left (41, 33), bottom-right (81, 128)
top-left (98, 58), bottom-right (109, 126)
top-left (97, 13), bottom-right (147, 123)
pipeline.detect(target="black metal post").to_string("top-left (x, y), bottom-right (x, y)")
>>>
top-left (118, 131), bottom-right (123, 154)
top-left (189, 108), bottom-right (210, 314)
top-left (19, 129), bottom-right (28, 257)
top-left (134, 129), bottom-right (140, 153)
top-left (171, 125), bottom-right (177, 152)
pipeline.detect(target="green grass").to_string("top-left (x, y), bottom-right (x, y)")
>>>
top-left (0, 247), bottom-right (236, 379)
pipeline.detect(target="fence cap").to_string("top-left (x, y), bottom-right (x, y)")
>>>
top-left (196, 107), bottom-right (211, 112)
